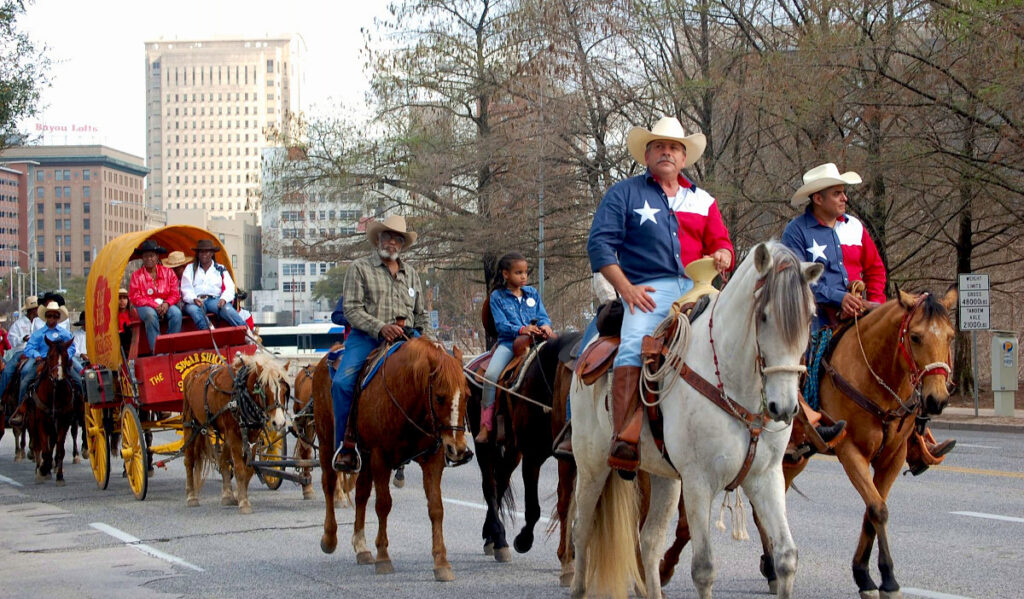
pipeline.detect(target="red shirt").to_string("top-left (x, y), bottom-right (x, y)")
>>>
top-left (129, 265), bottom-right (181, 310)
top-left (835, 214), bottom-right (886, 303)
top-left (118, 309), bottom-right (135, 333)
top-left (666, 175), bottom-right (734, 270)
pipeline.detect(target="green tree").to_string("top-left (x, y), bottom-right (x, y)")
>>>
top-left (311, 264), bottom-right (347, 303)
top-left (0, 0), bottom-right (50, 150)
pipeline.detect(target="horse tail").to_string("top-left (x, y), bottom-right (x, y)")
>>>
top-left (585, 474), bottom-right (642, 599)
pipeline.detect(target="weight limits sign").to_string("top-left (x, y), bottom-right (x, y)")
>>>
top-left (958, 274), bottom-right (990, 331)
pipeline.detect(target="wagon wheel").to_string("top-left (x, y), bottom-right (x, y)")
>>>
top-left (120, 405), bottom-right (149, 501)
top-left (256, 425), bottom-right (287, 491)
top-left (86, 406), bottom-right (110, 490)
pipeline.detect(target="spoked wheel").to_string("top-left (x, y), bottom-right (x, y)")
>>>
top-left (256, 425), bottom-right (287, 490)
top-left (120, 405), bottom-right (149, 501)
top-left (86, 406), bottom-right (110, 490)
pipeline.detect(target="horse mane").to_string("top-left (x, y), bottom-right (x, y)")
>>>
top-left (751, 242), bottom-right (815, 351)
top-left (234, 352), bottom-right (288, 390)
top-left (414, 338), bottom-right (464, 392)
top-left (917, 291), bottom-right (950, 321)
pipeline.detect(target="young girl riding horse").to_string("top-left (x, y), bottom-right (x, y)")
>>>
top-left (476, 252), bottom-right (554, 443)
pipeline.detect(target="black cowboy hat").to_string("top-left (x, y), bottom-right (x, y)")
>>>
top-left (39, 291), bottom-right (66, 306)
top-left (192, 239), bottom-right (221, 252)
top-left (132, 239), bottom-right (169, 258)
top-left (235, 289), bottom-right (248, 301)
top-left (74, 311), bottom-right (86, 327)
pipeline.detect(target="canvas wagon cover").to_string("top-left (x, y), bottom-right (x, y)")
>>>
top-left (85, 225), bottom-right (238, 370)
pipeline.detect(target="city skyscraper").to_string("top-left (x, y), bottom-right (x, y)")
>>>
top-left (144, 38), bottom-right (300, 223)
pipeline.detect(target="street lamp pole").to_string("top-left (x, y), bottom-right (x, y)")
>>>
top-left (57, 236), bottom-right (63, 292)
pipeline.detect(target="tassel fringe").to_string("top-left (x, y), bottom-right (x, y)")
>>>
top-left (715, 491), bottom-right (750, 541)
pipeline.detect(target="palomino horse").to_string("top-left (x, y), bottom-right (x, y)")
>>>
top-left (293, 356), bottom-right (355, 504)
top-left (467, 331), bottom-right (580, 570)
top-left (658, 289), bottom-right (957, 599)
top-left (314, 337), bottom-right (472, 582)
top-left (182, 352), bottom-right (290, 514)
top-left (570, 242), bottom-right (822, 599)
top-left (27, 338), bottom-right (80, 485)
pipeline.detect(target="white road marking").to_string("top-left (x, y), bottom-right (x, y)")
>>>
top-left (903, 587), bottom-right (976, 599)
top-left (442, 497), bottom-right (551, 524)
top-left (955, 443), bottom-right (998, 449)
top-left (951, 511), bottom-right (1024, 524)
top-left (0, 474), bottom-right (23, 487)
top-left (90, 522), bottom-right (204, 572)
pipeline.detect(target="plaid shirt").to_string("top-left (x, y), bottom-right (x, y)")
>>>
top-left (342, 253), bottom-right (431, 338)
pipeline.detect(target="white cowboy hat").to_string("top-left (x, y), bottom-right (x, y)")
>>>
top-left (22, 295), bottom-right (38, 311)
top-left (42, 301), bottom-right (69, 322)
top-left (626, 116), bottom-right (707, 166)
top-left (791, 163), bottom-right (862, 208)
top-left (366, 214), bottom-right (418, 248)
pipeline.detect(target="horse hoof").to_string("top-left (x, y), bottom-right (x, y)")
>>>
top-left (239, 504), bottom-right (253, 515)
top-left (879, 591), bottom-right (902, 599)
top-left (433, 566), bottom-right (455, 582)
top-left (513, 533), bottom-right (533, 553)
top-left (187, 498), bottom-right (200, 508)
top-left (494, 547), bottom-right (512, 563)
top-left (320, 536), bottom-right (337, 554)
top-left (560, 571), bottom-right (574, 587)
top-left (56, 479), bottom-right (66, 487)
top-left (860, 591), bottom-right (880, 599)
top-left (375, 560), bottom-right (395, 575)
top-left (483, 541), bottom-right (494, 556)
top-left (73, 456), bottom-right (81, 465)
top-left (35, 474), bottom-right (44, 484)
top-left (768, 579), bottom-right (779, 595)
top-left (302, 490), bottom-right (313, 500)
top-left (221, 496), bottom-right (238, 506)
top-left (356, 551), bottom-right (374, 565)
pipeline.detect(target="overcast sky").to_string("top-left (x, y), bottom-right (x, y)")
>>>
top-left (18, 0), bottom-right (385, 158)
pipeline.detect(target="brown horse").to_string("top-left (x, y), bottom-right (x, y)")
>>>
top-left (27, 338), bottom-right (79, 485)
top-left (467, 331), bottom-right (580, 581)
top-left (0, 380), bottom-right (29, 462)
top-left (293, 357), bottom-right (356, 504)
top-left (314, 337), bottom-right (472, 581)
top-left (182, 352), bottom-right (290, 514)
top-left (659, 289), bottom-right (957, 599)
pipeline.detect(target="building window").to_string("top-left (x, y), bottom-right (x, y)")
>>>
top-left (55, 187), bottom-right (62, 198)
top-left (64, 235), bottom-right (70, 245)
top-left (282, 263), bottom-right (306, 276)
top-left (282, 281), bottom-right (306, 293)
top-left (36, 187), bottom-right (43, 198)
top-left (37, 237), bottom-right (44, 248)
top-left (55, 170), bottom-right (62, 181)
top-left (83, 169), bottom-right (90, 180)
top-left (36, 170), bottom-right (43, 181)
top-left (64, 186), bottom-right (70, 197)
top-left (84, 251), bottom-right (91, 262)
top-left (36, 219), bottom-right (44, 230)
top-left (83, 234), bottom-right (90, 246)
top-left (56, 204), bottom-right (62, 215)
top-left (63, 169), bottom-right (70, 180)
top-left (84, 202), bottom-right (90, 214)
top-left (37, 251), bottom-right (44, 262)
top-left (37, 202), bottom-right (44, 214)
top-left (83, 186), bottom-right (90, 198)
top-left (267, 59), bottom-right (273, 73)
top-left (64, 219), bottom-right (70, 230)
top-left (56, 220), bottom-right (63, 230)
top-left (84, 218), bottom-right (90, 230)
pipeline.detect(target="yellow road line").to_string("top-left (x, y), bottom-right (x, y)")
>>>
top-left (811, 455), bottom-right (1024, 478)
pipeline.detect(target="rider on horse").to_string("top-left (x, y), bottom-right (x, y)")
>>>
top-left (782, 163), bottom-right (954, 471)
top-left (331, 214), bottom-right (432, 473)
top-left (6, 301), bottom-right (85, 427)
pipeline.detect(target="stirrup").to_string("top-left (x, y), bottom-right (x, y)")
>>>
top-left (332, 445), bottom-right (361, 473)
top-left (551, 420), bottom-right (573, 461)
top-left (817, 420), bottom-right (847, 446)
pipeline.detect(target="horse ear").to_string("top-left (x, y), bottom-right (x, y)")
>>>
top-left (283, 360), bottom-right (291, 372)
top-left (939, 285), bottom-right (957, 312)
top-left (801, 262), bottom-right (824, 285)
top-left (897, 287), bottom-right (917, 309)
top-left (754, 243), bottom-right (772, 275)
top-left (451, 344), bottom-right (463, 363)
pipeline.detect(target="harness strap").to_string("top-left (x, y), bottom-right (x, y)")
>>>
top-left (822, 357), bottom-right (903, 423)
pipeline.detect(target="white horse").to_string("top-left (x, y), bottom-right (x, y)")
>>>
top-left (569, 242), bottom-right (823, 599)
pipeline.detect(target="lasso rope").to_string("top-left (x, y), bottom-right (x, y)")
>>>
top-left (640, 312), bottom-right (692, 407)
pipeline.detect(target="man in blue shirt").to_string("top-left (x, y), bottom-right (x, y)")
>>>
top-left (587, 116), bottom-right (733, 476)
top-left (8, 302), bottom-right (84, 427)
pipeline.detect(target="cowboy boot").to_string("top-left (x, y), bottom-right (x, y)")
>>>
top-left (332, 420), bottom-right (361, 473)
top-left (788, 396), bottom-right (846, 459)
top-left (608, 366), bottom-right (643, 478)
top-left (552, 420), bottom-right (573, 461)
top-left (905, 428), bottom-right (956, 476)
top-left (475, 404), bottom-right (495, 444)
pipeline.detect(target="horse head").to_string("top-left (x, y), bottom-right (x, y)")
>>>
top-left (428, 341), bottom-right (473, 467)
top-left (235, 353), bottom-right (290, 431)
top-left (749, 242), bottom-right (823, 423)
top-left (43, 337), bottom-right (75, 383)
top-left (896, 288), bottom-right (956, 416)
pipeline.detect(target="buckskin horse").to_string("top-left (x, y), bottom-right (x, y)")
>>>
top-left (467, 328), bottom-right (580, 575)
top-left (568, 242), bottom-right (822, 599)
top-left (27, 338), bottom-right (79, 485)
top-left (314, 336), bottom-right (472, 582)
top-left (293, 355), bottom-right (355, 504)
top-left (181, 352), bottom-right (290, 514)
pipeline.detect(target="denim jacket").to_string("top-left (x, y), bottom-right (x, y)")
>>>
top-left (489, 286), bottom-right (551, 347)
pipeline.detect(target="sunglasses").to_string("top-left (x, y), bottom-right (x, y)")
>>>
top-left (380, 231), bottom-right (406, 244)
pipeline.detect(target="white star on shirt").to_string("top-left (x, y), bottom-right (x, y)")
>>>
top-left (807, 239), bottom-right (828, 262)
top-left (634, 200), bottom-right (660, 226)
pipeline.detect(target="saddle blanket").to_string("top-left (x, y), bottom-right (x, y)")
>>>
top-left (360, 341), bottom-right (405, 389)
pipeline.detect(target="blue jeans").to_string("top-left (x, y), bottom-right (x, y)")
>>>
top-left (184, 297), bottom-right (246, 329)
top-left (331, 329), bottom-right (381, 453)
top-left (136, 305), bottom-right (183, 352)
top-left (482, 343), bottom-right (514, 410)
top-left (16, 354), bottom-right (84, 409)
top-left (0, 349), bottom-right (23, 396)
top-left (613, 277), bottom-right (693, 368)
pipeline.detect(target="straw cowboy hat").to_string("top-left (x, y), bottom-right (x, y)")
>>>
top-left (22, 295), bottom-right (38, 312)
top-left (131, 239), bottom-right (169, 259)
top-left (42, 301), bottom-right (69, 322)
top-left (118, 288), bottom-right (129, 297)
top-left (163, 251), bottom-right (191, 268)
top-left (366, 215), bottom-right (418, 248)
top-left (626, 116), bottom-right (707, 166)
top-left (192, 239), bottom-right (221, 253)
top-left (791, 163), bottom-right (862, 208)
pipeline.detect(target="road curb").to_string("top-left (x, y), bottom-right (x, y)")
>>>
top-left (928, 419), bottom-right (1024, 434)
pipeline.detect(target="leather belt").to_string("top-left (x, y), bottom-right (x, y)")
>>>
top-left (198, 295), bottom-right (212, 300)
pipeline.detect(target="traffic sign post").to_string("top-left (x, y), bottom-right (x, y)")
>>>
top-left (958, 274), bottom-right (990, 416)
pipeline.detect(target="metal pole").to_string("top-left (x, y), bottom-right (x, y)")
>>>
top-left (971, 329), bottom-right (979, 417)
top-left (57, 237), bottom-right (63, 292)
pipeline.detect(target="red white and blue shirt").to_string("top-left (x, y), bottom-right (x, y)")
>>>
top-left (588, 171), bottom-right (733, 283)
top-left (782, 209), bottom-right (886, 307)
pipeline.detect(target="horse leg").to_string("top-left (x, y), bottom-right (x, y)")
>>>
top-left (422, 452), bottom-right (454, 582)
top-left (751, 507), bottom-right (778, 593)
top-left (639, 475), bottom-right (680, 599)
top-left (218, 438), bottom-right (237, 507)
top-left (681, 479), bottom-right (716, 599)
top-left (659, 494), bottom-right (691, 586)
top-left (475, 442), bottom-right (504, 558)
top-left (351, 465), bottom-right (375, 565)
top-left (871, 450), bottom-right (908, 599)
top-left (228, 432), bottom-right (255, 513)
top-left (70, 416), bottom-right (80, 464)
top-left (744, 470), bottom-right (798, 599)
top-left (513, 452), bottom-right (543, 554)
top-left (298, 433), bottom-right (314, 499)
top-left (184, 434), bottom-right (200, 507)
top-left (54, 419), bottom-right (69, 486)
top-left (372, 454), bottom-right (395, 575)
top-left (836, 441), bottom-right (890, 599)
top-left (556, 459), bottom-right (576, 587)
top-left (318, 448), bottom-right (338, 552)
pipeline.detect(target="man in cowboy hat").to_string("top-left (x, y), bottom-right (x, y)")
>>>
top-left (582, 115), bottom-right (734, 475)
top-left (179, 239), bottom-right (247, 330)
top-left (7, 301), bottom-right (83, 427)
top-left (8, 295), bottom-right (40, 353)
top-left (782, 162), bottom-right (953, 471)
top-left (330, 214), bottom-right (432, 472)
top-left (129, 239), bottom-right (183, 352)
top-left (34, 291), bottom-right (71, 331)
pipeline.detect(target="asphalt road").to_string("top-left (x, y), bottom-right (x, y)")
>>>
top-left (0, 427), bottom-right (1021, 599)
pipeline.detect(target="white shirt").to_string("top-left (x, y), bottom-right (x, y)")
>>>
top-left (8, 315), bottom-right (35, 352)
top-left (181, 261), bottom-right (236, 304)
top-left (72, 328), bottom-right (88, 358)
